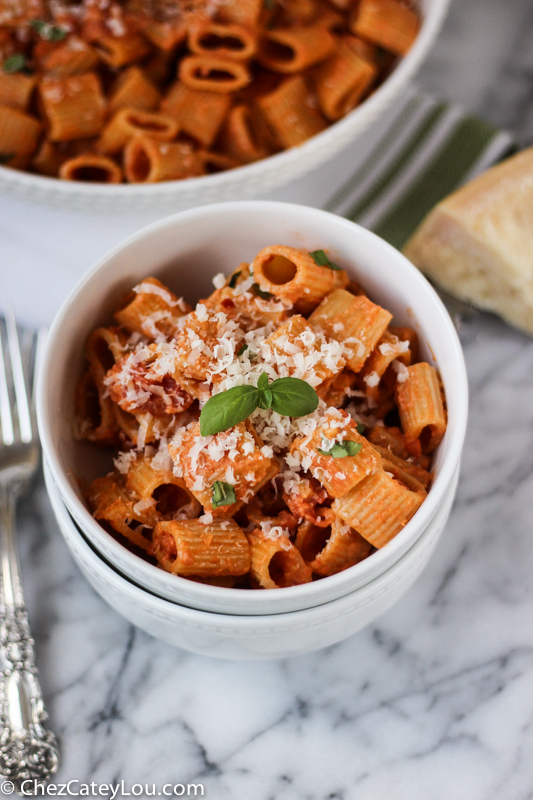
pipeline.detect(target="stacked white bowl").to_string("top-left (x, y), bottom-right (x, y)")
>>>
top-left (37, 202), bottom-right (468, 660)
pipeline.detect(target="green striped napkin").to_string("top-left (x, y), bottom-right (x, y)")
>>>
top-left (324, 86), bottom-right (515, 251)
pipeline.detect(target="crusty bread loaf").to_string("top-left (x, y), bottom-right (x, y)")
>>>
top-left (403, 147), bottom-right (533, 336)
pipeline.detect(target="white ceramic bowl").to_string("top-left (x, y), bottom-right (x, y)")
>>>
top-left (37, 201), bottom-right (468, 615)
top-left (0, 0), bottom-right (449, 214)
top-left (45, 459), bottom-right (458, 659)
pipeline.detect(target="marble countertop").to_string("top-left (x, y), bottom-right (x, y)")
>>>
top-left (2, 0), bottom-right (533, 797)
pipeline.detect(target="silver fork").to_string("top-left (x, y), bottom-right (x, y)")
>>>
top-left (0, 312), bottom-right (59, 793)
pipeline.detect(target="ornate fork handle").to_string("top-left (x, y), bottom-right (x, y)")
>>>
top-left (0, 488), bottom-right (59, 794)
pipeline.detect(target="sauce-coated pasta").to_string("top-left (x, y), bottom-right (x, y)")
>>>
top-left (76, 244), bottom-right (446, 589)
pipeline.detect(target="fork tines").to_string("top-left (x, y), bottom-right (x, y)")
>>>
top-left (0, 312), bottom-right (46, 447)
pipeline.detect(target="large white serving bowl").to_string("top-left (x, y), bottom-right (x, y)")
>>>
top-left (45, 459), bottom-right (458, 659)
top-left (0, 0), bottom-right (449, 214)
top-left (38, 201), bottom-right (468, 615)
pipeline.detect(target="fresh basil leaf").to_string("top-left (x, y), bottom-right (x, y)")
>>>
top-left (228, 270), bottom-right (241, 289)
top-left (237, 343), bottom-right (248, 356)
top-left (211, 481), bottom-right (237, 509)
top-left (31, 19), bottom-right (67, 41)
top-left (269, 377), bottom-right (319, 418)
top-left (344, 440), bottom-right (362, 456)
top-left (200, 385), bottom-right (259, 436)
top-left (252, 282), bottom-right (274, 300)
top-left (257, 372), bottom-right (270, 391)
top-left (0, 153), bottom-right (14, 164)
top-left (258, 388), bottom-right (273, 410)
top-left (308, 249), bottom-right (342, 271)
top-left (3, 54), bottom-right (29, 74)
top-left (317, 440), bottom-right (362, 458)
top-left (356, 422), bottom-right (366, 434)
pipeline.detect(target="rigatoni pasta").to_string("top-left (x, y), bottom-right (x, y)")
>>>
top-left (0, 0), bottom-right (420, 182)
top-left (76, 242), bottom-right (446, 589)
top-left (39, 72), bottom-right (105, 141)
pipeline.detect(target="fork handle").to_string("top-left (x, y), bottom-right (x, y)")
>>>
top-left (0, 487), bottom-right (59, 792)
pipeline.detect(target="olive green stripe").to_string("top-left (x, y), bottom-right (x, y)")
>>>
top-left (324, 94), bottom-right (424, 212)
top-left (344, 103), bottom-right (448, 222)
top-left (372, 115), bottom-right (500, 249)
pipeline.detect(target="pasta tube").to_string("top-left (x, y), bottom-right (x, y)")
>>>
top-left (88, 475), bottom-right (160, 553)
top-left (125, 455), bottom-right (201, 519)
top-left (152, 519), bottom-right (250, 577)
top-left (396, 363), bottom-right (447, 453)
top-left (74, 369), bottom-right (118, 444)
top-left (98, 108), bottom-right (179, 155)
top-left (200, 151), bottom-right (239, 174)
top-left (256, 75), bottom-right (327, 148)
top-left (0, 72), bottom-right (36, 110)
top-left (114, 276), bottom-right (190, 340)
top-left (290, 409), bottom-right (380, 498)
top-left (216, 0), bottom-right (263, 29)
top-left (108, 66), bottom-right (161, 114)
top-left (94, 33), bottom-right (150, 68)
top-left (369, 443), bottom-right (431, 489)
top-left (333, 469), bottom-right (425, 548)
top-left (217, 103), bottom-right (274, 164)
top-left (111, 407), bottom-right (157, 448)
top-left (124, 136), bottom-right (204, 183)
top-left (257, 25), bottom-right (334, 73)
top-left (142, 19), bottom-right (188, 51)
top-left (39, 73), bottom-right (105, 141)
top-left (313, 37), bottom-right (377, 120)
top-left (295, 517), bottom-right (372, 576)
top-left (59, 154), bottom-right (122, 183)
top-left (248, 526), bottom-right (312, 588)
top-left (252, 245), bottom-right (348, 313)
top-left (31, 139), bottom-right (66, 177)
top-left (350, 0), bottom-right (419, 56)
top-left (171, 420), bottom-right (279, 518)
top-left (188, 21), bottom-right (257, 62)
top-left (0, 104), bottom-right (41, 168)
top-left (309, 289), bottom-right (392, 372)
top-left (179, 55), bottom-right (251, 93)
top-left (358, 327), bottom-right (411, 402)
top-left (161, 82), bottom-right (231, 147)
top-left (38, 36), bottom-right (100, 77)
top-left (262, 314), bottom-right (345, 389)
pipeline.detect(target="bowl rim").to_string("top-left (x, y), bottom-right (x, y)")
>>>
top-left (0, 0), bottom-right (450, 199)
top-left (37, 200), bottom-right (468, 613)
top-left (44, 456), bottom-right (455, 630)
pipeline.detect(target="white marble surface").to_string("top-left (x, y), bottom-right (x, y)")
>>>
top-left (2, 0), bottom-right (533, 796)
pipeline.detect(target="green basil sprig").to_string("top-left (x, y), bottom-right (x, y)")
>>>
top-left (200, 373), bottom-right (318, 436)
top-left (31, 19), bottom-right (68, 41)
top-left (211, 481), bottom-right (237, 508)
top-left (309, 249), bottom-right (342, 271)
top-left (356, 422), bottom-right (366, 434)
top-left (3, 54), bottom-right (30, 74)
top-left (317, 440), bottom-right (362, 458)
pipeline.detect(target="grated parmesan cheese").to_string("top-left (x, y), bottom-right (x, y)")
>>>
top-left (364, 371), bottom-right (380, 388)
top-left (114, 450), bottom-right (137, 474)
top-left (212, 273), bottom-right (226, 289)
top-left (392, 360), bottom-right (409, 383)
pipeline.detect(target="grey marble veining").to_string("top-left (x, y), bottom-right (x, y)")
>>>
top-left (2, 0), bottom-right (533, 797)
